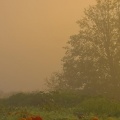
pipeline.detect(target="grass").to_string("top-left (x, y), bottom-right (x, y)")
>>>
top-left (1, 95), bottom-right (120, 120)
top-left (0, 106), bottom-right (120, 120)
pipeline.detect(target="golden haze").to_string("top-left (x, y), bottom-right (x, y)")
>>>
top-left (0, 0), bottom-right (95, 92)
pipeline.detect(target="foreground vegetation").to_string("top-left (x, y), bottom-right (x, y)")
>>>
top-left (0, 91), bottom-right (120, 120)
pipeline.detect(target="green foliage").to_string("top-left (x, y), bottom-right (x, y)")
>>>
top-left (1, 91), bottom-right (120, 119)
top-left (73, 97), bottom-right (120, 117)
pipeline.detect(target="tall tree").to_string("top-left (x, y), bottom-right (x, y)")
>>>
top-left (47, 0), bottom-right (120, 97)
top-left (62, 0), bottom-right (120, 95)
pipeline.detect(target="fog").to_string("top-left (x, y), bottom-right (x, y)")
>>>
top-left (0, 0), bottom-right (95, 93)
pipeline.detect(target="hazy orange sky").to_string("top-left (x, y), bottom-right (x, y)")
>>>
top-left (0, 0), bottom-right (96, 93)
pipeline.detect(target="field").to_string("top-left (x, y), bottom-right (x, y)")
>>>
top-left (0, 91), bottom-right (120, 120)
top-left (0, 106), bottom-right (120, 120)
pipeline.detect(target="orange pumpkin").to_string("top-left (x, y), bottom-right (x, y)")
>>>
top-left (26, 117), bottom-right (32, 120)
top-left (31, 116), bottom-right (43, 120)
top-left (92, 117), bottom-right (99, 120)
top-left (19, 118), bottom-right (26, 120)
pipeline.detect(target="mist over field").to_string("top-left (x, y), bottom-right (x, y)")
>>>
top-left (0, 1), bottom-right (120, 120)
top-left (0, 0), bottom-right (95, 93)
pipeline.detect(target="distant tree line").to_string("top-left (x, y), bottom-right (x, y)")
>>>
top-left (0, 91), bottom-right (85, 108)
top-left (1, 91), bottom-right (120, 116)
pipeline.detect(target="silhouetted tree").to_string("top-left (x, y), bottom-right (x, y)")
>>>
top-left (47, 0), bottom-right (120, 97)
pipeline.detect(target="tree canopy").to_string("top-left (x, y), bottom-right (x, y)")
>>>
top-left (47, 0), bottom-right (120, 98)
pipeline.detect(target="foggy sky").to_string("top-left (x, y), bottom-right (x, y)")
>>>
top-left (0, 0), bottom-right (95, 93)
